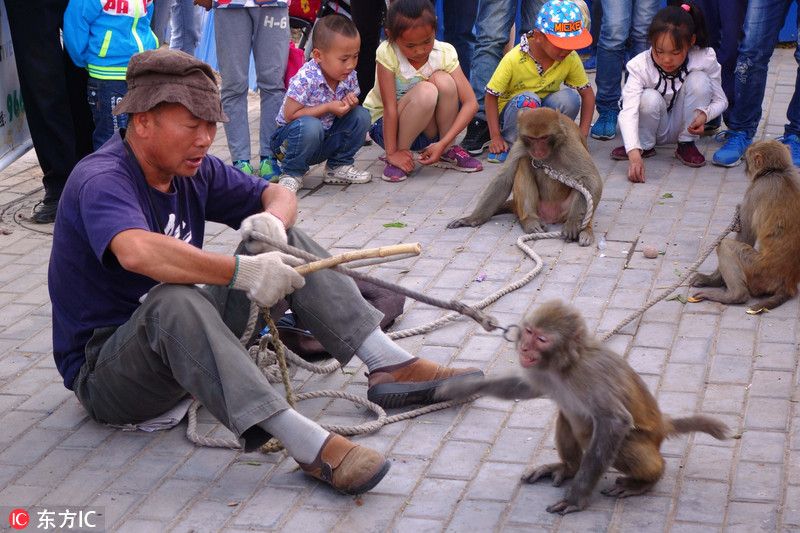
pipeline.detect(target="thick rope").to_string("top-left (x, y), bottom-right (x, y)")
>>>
top-left (186, 158), bottom-right (595, 448)
top-left (599, 206), bottom-right (740, 341)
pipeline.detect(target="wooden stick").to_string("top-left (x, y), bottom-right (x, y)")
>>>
top-left (294, 242), bottom-right (422, 275)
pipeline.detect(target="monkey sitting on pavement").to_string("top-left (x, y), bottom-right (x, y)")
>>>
top-left (447, 107), bottom-right (602, 247)
top-left (437, 300), bottom-right (728, 515)
top-left (690, 140), bottom-right (800, 314)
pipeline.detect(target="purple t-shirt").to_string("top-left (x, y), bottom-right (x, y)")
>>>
top-left (48, 132), bottom-right (269, 390)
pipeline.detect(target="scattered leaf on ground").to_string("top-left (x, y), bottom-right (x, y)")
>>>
top-left (666, 294), bottom-right (688, 304)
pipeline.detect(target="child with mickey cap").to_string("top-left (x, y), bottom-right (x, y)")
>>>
top-left (483, 0), bottom-right (595, 163)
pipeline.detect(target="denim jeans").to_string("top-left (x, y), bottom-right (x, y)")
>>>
top-left (170, 0), bottom-right (203, 55)
top-left (595, 0), bottom-right (660, 114)
top-left (72, 229), bottom-right (382, 451)
top-left (499, 89), bottom-right (580, 143)
top-left (87, 78), bottom-right (128, 150)
top-left (693, 0), bottom-right (747, 123)
top-left (150, 0), bottom-right (173, 45)
top-left (469, 0), bottom-right (544, 119)
top-left (150, 0), bottom-right (202, 54)
top-left (270, 106), bottom-right (371, 177)
top-left (442, 0), bottom-right (479, 81)
top-left (727, 0), bottom-right (800, 137)
top-left (216, 7), bottom-right (289, 162)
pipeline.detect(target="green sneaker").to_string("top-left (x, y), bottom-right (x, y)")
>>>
top-left (259, 156), bottom-right (281, 182)
top-left (234, 160), bottom-right (255, 174)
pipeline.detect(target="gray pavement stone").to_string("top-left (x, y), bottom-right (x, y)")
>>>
top-left (0, 45), bottom-right (798, 532)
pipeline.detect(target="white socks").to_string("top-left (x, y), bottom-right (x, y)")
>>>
top-left (262, 408), bottom-right (329, 464)
top-left (355, 328), bottom-right (414, 371)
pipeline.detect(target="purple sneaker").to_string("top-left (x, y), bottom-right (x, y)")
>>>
top-left (435, 145), bottom-right (483, 172)
top-left (381, 162), bottom-right (407, 182)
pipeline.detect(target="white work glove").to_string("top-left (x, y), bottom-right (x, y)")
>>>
top-left (230, 252), bottom-right (305, 308)
top-left (240, 212), bottom-right (287, 254)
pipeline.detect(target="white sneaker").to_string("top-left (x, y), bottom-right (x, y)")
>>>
top-left (277, 174), bottom-right (302, 194)
top-left (323, 164), bottom-right (372, 185)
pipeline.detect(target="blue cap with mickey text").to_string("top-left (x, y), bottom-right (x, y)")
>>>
top-left (535, 0), bottom-right (592, 50)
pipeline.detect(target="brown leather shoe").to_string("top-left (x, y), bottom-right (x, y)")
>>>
top-left (366, 357), bottom-right (484, 408)
top-left (298, 434), bottom-right (390, 495)
top-left (610, 145), bottom-right (656, 160)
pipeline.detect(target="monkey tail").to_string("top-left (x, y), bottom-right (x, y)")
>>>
top-left (665, 415), bottom-right (729, 440)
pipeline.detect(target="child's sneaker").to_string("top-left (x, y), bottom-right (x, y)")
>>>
top-left (323, 164), bottom-right (372, 185)
top-left (675, 142), bottom-right (705, 167)
top-left (234, 160), bottom-right (255, 174)
top-left (259, 156), bottom-right (281, 182)
top-left (435, 145), bottom-right (483, 172)
top-left (277, 174), bottom-right (303, 194)
top-left (487, 151), bottom-right (508, 163)
top-left (381, 162), bottom-right (407, 182)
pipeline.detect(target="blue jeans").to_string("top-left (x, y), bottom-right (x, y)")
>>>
top-left (727, 0), bottom-right (800, 137)
top-left (499, 89), bottom-right (580, 143)
top-left (150, 0), bottom-right (202, 54)
top-left (170, 0), bottom-right (203, 55)
top-left (595, 0), bottom-right (660, 114)
top-left (87, 78), bottom-right (128, 150)
top-left (270, 106), bottom-right (371, 177)
top-left (693, 0), bottom-right (747, 123)
top-left (442, 0), bottom-right (479, 81)
top-left (469, 0), bottom-right (544, 119)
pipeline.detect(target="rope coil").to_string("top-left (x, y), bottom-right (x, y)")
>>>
top-left (186, 159), bottom-right (737, 450)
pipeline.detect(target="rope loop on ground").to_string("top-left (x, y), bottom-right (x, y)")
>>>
top-left (187, 164), bottom-right (739, 450)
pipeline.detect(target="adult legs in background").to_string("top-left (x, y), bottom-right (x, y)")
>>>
top-left (592, 0), bottom-right (660, 140)
top-left (251, 7), bottom-right (290, 160)
top-left (150, 0), bottom-right (176, 45)
top-left (350, 0), bottom-right (385, 102)
top-left (4, 0), bottom-right (94, 223)
top-left (463, 0), bottom-right (543, 154)
top-left (714, 0), bottom-right (792, 166)
top-left (170, 0), bottom-right (204, 55)
top-left (442, 0), bottom-right (479, 80)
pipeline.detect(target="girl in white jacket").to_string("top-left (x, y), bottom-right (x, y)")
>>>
top-left (611, 3), bottom-right (727, 183)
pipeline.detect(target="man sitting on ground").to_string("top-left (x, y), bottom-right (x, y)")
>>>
top-left (48, 48), bottom-right (481, 495)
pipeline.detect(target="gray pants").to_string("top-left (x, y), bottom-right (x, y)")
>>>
top-left (73, 229), bottom-right (383, 451)
top-left (214, 6), bottom-right (289, 161)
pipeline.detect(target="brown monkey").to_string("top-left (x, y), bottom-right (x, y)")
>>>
top-left (437, 300), bottom-right (728, 515)
top-left (448, 107), bottom-right (603, 246)
top-left (690, 140), bottom-right (800, 313)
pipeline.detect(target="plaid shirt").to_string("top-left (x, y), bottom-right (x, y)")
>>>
top-left (276, 59), bottom-right (360, 130)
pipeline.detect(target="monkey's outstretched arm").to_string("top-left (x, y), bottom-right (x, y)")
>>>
top-left (436, 374), bottom-right (544, 401)
top-left (447, 143), bottom-right (524, 229)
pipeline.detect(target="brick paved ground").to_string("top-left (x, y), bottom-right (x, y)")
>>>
top-left (0, 48), bottom-right (797, 533)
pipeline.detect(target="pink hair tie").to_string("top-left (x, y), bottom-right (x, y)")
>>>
top-left (681, 3), bottom-right (690, 11)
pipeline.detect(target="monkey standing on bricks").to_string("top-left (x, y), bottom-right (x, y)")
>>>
top-left (448, 107), bottom-right (602, 247)
top-left (437, 300), bottom-right (728, 515)
top-left (689, 140), bottom-right (800, 314)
